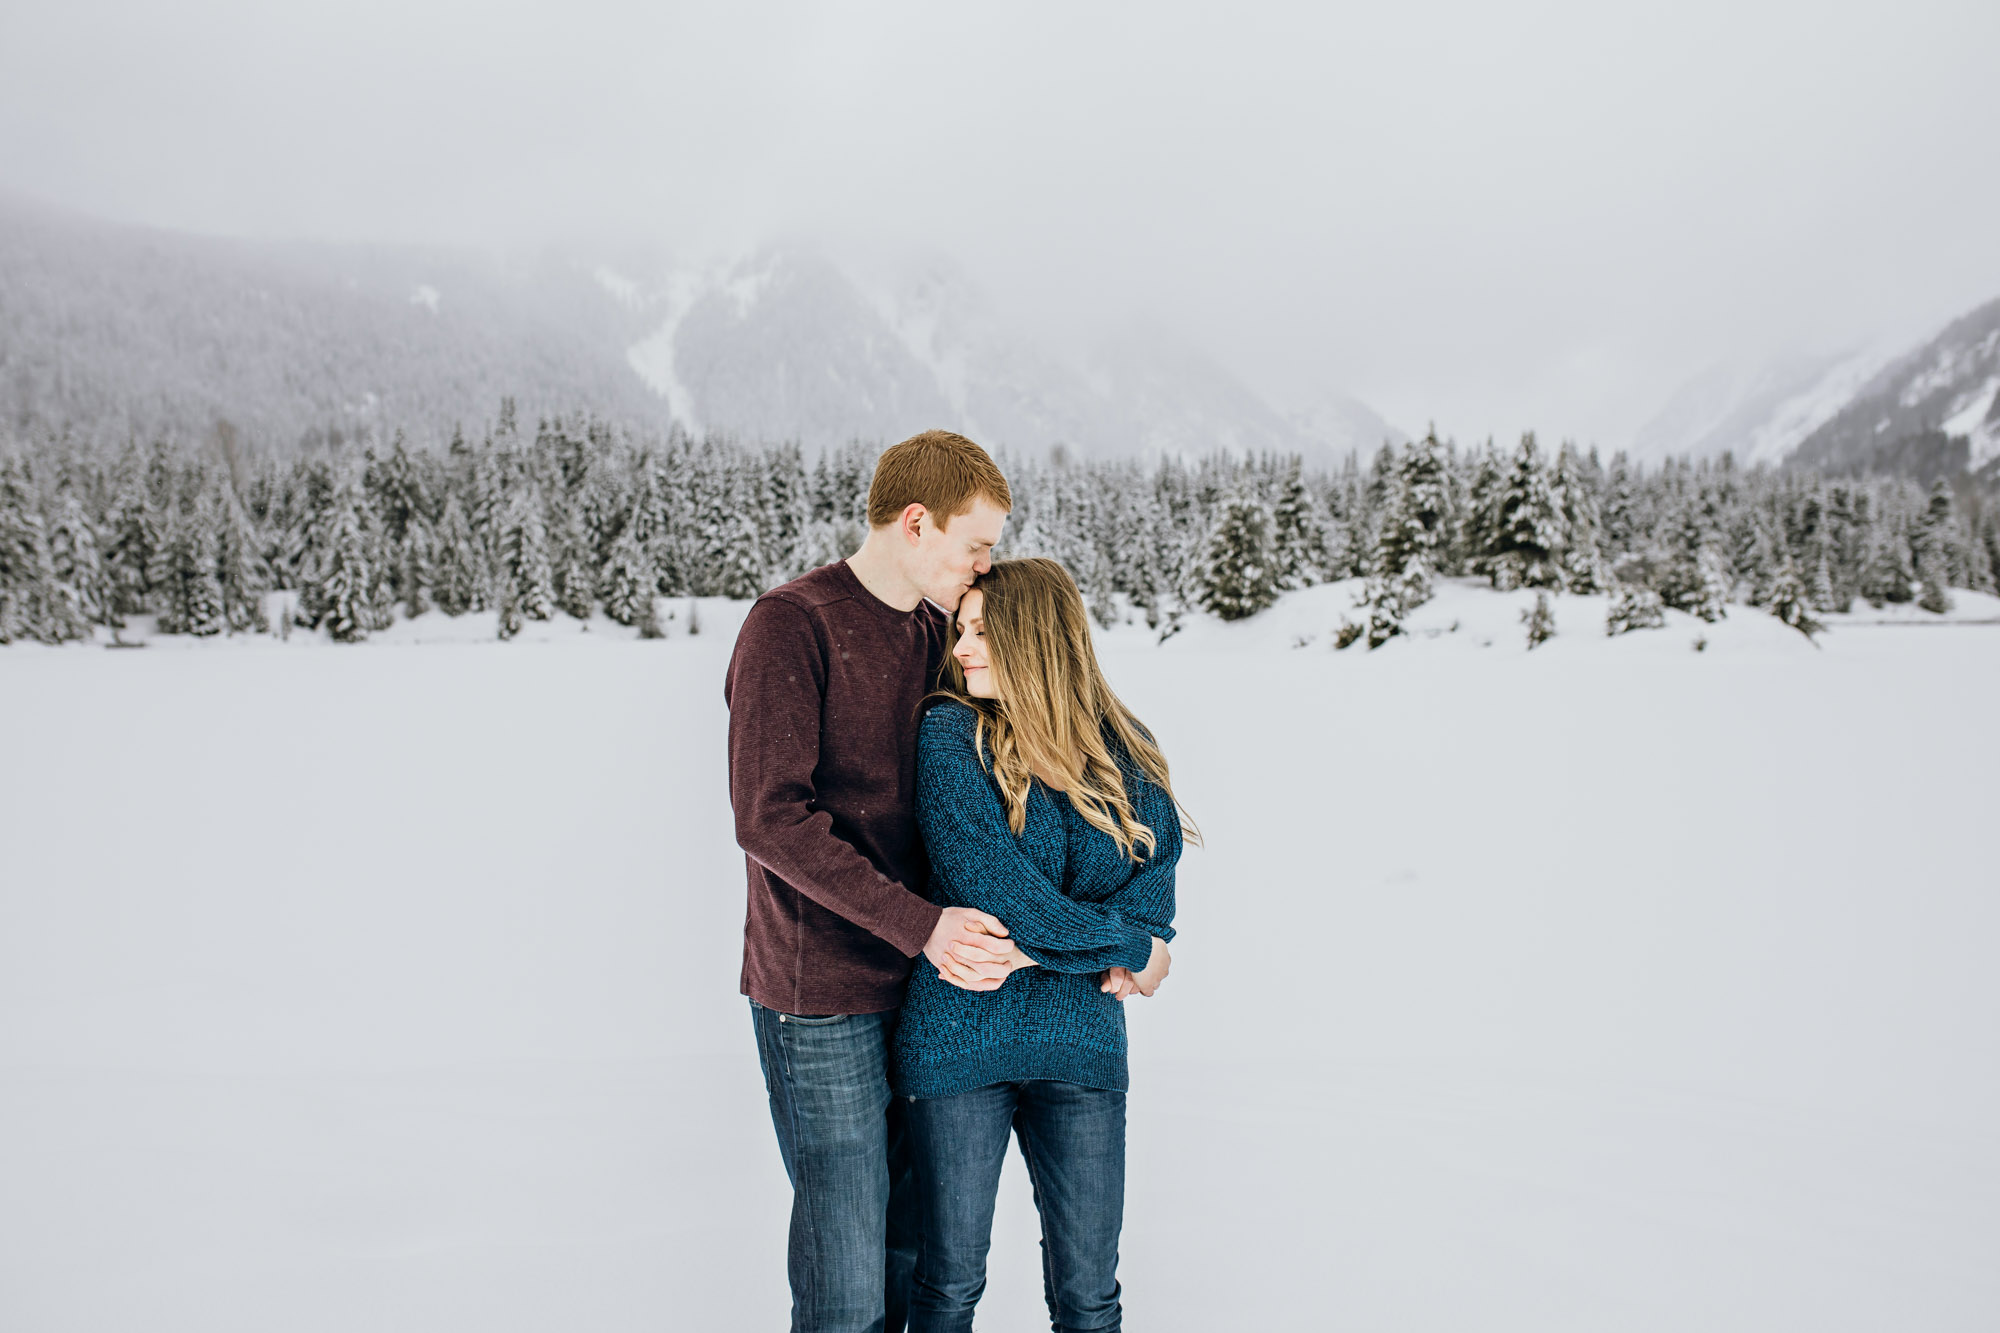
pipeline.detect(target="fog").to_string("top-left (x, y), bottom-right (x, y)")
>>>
top-left (3, 0), bottom-right (1996, 448)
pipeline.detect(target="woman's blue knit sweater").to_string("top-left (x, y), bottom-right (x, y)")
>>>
top-left (891, 699), bottom-right (1181, 1099)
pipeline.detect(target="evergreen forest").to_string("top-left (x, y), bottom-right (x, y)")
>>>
top-left (2, 402), bottom-right (1996, 647)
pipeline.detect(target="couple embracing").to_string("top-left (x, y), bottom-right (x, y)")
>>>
top-left (725, 430), bottom-right (1195, 1333)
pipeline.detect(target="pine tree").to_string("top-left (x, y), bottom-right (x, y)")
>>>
top-left (1860, 513), bottom-right (1915, 607)
top-left (100, 467), bottom-right (159, 618)
top-left (170, 496), bottom-right (226, 637)
top-left (1913, 480), bottom-right (1955, 614)
top-left (600, 509), bottom-right (657, 628)
top-left (48, 480), bottom-right (110, 630)
top-left (1600, 452), bottom-right (1638, 558)
top-left (1358, 570), bottom-right (1423, 648)
top-left (0, 458), bottom-right (86, 644)
top-left (1604, 583), bottom-right (1666, 635)
top-left (1763, 558), bottom-right (1823, 640)
top-left (554, 502), bottom-right (596, 620)
top-left (1374, 431), bottom-right (1450, 607)
top-left (498, 485), bottom-right (556, 623)
top-left (1487, 433), bottom-right (1567, 590)
top-left (431, 494), bottom-right (480, 616)
top-left (1656, 503), bottom-right (1729, 622)
top-left (399, 515), bottom-right (434, 620)
top-left (1197, 496), bottom-right (1278, 621)
top-left (1521, 591), bottom-right (1556, 649)
top-left (1554, 443), bottom-right (1604, 592)
top-left (762, 442), bottom-right (813, 584)
top-left (215, 477), bottom-right (267, 632)
top-left (704, 462), bottom-right (767, 600)
top-left (299, 486), bottom-right (374, 642)
top-left (1269, 458), bottom-right (1329, 591)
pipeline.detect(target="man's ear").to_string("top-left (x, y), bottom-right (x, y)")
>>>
top-left (899, 503), bottom-right (929, 545)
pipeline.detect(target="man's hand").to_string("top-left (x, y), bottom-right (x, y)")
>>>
top-left (924, 907), bottom-right (1023, 992)
top-left (1101, 937), bottom-right (1170, 1001)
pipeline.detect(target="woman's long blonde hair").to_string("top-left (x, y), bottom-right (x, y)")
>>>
top-left (935, 557), bottom-right (1198, 861)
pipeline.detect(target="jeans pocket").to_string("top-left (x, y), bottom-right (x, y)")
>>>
top-left (778, 1011), bottom-right (849, 1027)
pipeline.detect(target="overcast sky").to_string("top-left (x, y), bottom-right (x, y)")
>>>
top-left (4, 0), bottom-right (1997, 447)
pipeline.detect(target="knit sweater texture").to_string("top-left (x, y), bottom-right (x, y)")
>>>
top-left (892, 699), bottom-right (1181, 1099)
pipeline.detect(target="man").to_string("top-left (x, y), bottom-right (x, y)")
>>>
top-left (726, 429), bottom-right (1021, 1333)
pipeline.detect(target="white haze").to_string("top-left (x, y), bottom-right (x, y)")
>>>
top-left (3, 0), bottom-right (1998, 451)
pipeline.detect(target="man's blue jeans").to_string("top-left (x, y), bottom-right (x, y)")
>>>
top-left (905, 1080), bottom-right (1126, 1333)
top-left (750, 1001), bottom-right (918, 1333)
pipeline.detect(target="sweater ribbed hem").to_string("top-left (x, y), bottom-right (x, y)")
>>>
top-left (893, 1041), bottom-right (1128, 1100)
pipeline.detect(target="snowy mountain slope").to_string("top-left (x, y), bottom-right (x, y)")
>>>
top-left (1629, 345), bottom-right (1899, 467)
top-left (1632, 293), bottom-right (2000, 481)
top-left (0, 192), bottom-right (668, 449)
top-left (0, 193), bottom-right (1401, 463)
top-left (1790, 294), bottom-right (2000, 481)
top-left (604, 245), bottom-right (1403, 465)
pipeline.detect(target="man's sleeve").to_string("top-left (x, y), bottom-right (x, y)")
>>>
top-left (725, 596), bottom-right (944, 957)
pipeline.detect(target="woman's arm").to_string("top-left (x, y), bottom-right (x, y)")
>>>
top-left (917, 705), bottom-right (1157, 974)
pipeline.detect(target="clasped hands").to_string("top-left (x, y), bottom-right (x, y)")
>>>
top-left (923, 907), bottom-right (1171, 1001)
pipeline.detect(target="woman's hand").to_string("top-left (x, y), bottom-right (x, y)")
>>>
top-left (1101, 937), bottom-right (1171, 1001)
top-left (943, 936), bottom-right (1037, 987)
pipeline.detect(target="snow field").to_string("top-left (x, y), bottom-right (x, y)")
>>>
top-left (2, 581), bottom-right (1997, 1331)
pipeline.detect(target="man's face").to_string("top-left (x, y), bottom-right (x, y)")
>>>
top-left (912, 496), bottom-right (1007, 611)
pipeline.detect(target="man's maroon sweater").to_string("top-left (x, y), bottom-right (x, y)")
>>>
top-left (725, 560), bottom-right (949, 1014)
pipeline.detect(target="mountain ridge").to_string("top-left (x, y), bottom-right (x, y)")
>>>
top-left (0, 195), bottom-right (1403, 464)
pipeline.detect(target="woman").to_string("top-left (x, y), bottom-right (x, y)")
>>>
top-left (893, 557), bottom-right (1195, 1333)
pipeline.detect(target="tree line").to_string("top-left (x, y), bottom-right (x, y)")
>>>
top-left (2, 401), bottom-right (1996, 647)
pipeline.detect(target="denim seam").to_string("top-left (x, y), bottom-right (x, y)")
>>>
top-left (1015, 1114), bottom-right (1067, 1329)
top-left (769, 1010), bottom-right (821, 1321)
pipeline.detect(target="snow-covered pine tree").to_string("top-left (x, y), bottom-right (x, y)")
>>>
top-left (215, 477), bottom-right (266, 633)
top-left (1763, 558), bottom-right (1823, 640)
top-left (498, 484), bottom-right (556, 623)
top-left (1197, 495), bottom-right (1279, 621)
top-left (1604, 582), bottom-right (1666, 635)
top-left (554, 501), bottom-right (596, 620)
top-left (1977, 508), bottom-right (2000, 595)
top-left (431, 493), bottom-right (480, 616)
top-left (0, 457), bottom-right (86, 644)
top-left (1521, 590), bottom-right (1555, 648)
top-left (762, 442), bottom-right (813, 584)
top-left (600, 507), bottom-right (657, 628)
top-left (1375, 430), bottom-right (1450, 607)
top-left (1970, 506), bottom-right (2000, 594)
top-left (1269, 458), bottom-right (1329, 591)
top-left (1860, 511), bottom-right (1915, 607)
top-left (298, 486), bottom-right (374, 642)
top-left (1487, 433), bottom-right (1567, 590)
top-left (100, 464), bottom-right (159, 618)
top-left (48, 478), bottom-right (110, 630)
top-left (705, 460), bottom-right (768, 601)
top-left (1358, 571), bottom-right (1417, 649)
top-left (166, 495), bottom-right (226, 637)
top-left (1600, 452), bottom-right (1638, 558)
top-left (1459, 444), bottom-right (1504, 581)
top-left (1739, 517), bottom-right (1784, 608)
top-left (1554, 443), bottom-right (1604, 592)
top-left (1655, 502), bottom-right (1729, 622)
top-left (1913, 480), bottom-right (1955, 614)
top-left (398, 513), bottom-right (434, 621)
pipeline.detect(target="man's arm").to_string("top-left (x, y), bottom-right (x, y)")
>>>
top-left (726, 597), bottom-right (1014, 986)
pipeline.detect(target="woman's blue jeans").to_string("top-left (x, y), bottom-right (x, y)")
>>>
top-left (750, 1001), bottom-right (919, 1333)
top-left (905, 1080), bottom-right (1126, 1333)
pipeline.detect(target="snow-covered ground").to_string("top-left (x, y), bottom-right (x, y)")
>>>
top-left (3, 580), bottom-right (1997, 1332)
